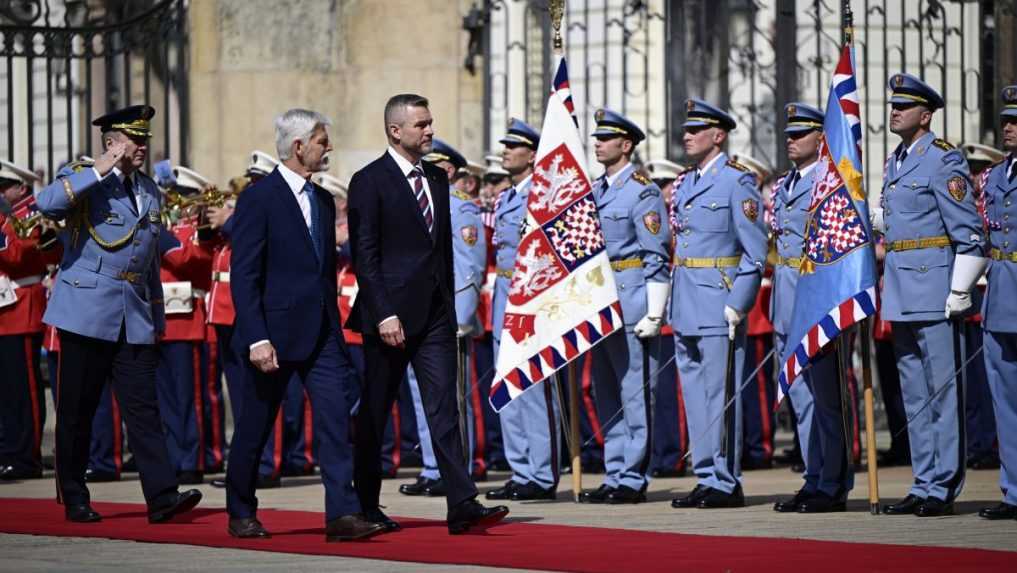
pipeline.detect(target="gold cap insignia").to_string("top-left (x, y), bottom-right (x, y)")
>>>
top-left (787, 104), bottom-right (796, 118)
top-left (686, 100), bottom-right (695, 112)
top-left (595, 109), bottom-right (605, 122)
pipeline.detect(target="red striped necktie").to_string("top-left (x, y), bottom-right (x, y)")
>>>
top-left (410, 167), bottom-right (433, 233)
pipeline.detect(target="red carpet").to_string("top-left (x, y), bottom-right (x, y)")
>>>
top-left (0, 497), bottom-right (1011, 572)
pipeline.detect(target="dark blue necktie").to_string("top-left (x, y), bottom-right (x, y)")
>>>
top-left (305, 182), bottom-right (323, 265)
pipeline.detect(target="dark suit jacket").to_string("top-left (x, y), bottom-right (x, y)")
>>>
top-left (347, 152), bottom-right (455, 336)
top-left (230, 167), bottom-right (340, 362)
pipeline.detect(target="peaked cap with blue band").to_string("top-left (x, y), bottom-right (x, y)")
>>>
top-left (499, 118), bottom-right (540, 150)
top-left (784, 102), bottom-right (824, 134)
top-left (423, 138), bottom-right (467, 170)
top-left (591, 108), bottom-right (646, 143)
top-left (887, 73), bottom-right (944, 110)
top-left (683, 98), bottom-right (736, 131)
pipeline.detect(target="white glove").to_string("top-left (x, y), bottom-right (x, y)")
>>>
top-left (945, 254), bottom-right (988, 318)
top-left (457, 323), bottom-right (475, 337)
top-left (724, 305), bottom-right (744, 341)
top-left (634, 282), bottom-right (670, 339)
top-left (869, 207), bottom-right (886, 233)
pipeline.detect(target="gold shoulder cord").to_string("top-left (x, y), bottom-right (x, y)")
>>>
top-left (82, 197), bottom-right (139, 250)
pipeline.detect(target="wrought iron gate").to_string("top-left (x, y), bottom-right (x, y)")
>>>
top-left (1, 0), bottom-right (189, 181)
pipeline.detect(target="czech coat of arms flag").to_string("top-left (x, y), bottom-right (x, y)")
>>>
top-left (777, 44), bottom-right (878, 402)
top-left (489, 56), bottom-right (622, 412)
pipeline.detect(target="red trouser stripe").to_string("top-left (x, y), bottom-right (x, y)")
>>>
top-left (272, 410), bottom-right (284, 477)
top-left (580, 357), bottom-right (604, 447)
top-left (302, 389), bottom-right (314, 469)
top-left (469, 346), bottom-right (487, 475)
top-left (23, 337), bottom-right (42, 461)
top-left (191, 344), bottom-right (206, 472)
top-left (389, 403), bottom-right (401, 475)
top-left (111, 391), bottom-right (123, 474)
top-left (755, 336), bottom-right (773, 460)
top-left (206, 341), bottom-right (223, 468)
top-left (676, 375), bottom-right (688, 472)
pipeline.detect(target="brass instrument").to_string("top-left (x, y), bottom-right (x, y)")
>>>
top-left (8, 211), bottom-right (61, 250)
top-left (160, 185), bottom-right (238, 227)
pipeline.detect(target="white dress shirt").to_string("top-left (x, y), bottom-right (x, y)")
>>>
top-left (697, 152), bottom-right (726, 180)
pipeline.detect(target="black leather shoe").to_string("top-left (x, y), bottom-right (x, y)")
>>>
top-left (228, 517), bottom-right (270, 538)
top-left (510, 481), bottom-right (556, 501)
top-left (0, 465), bottom-right (43, 480)
top-left (447, 499), bottom-right (509, 534)
top-left (774, 489), bottom-right (814, 513)
top-left (399, 476), bottom-right (438, 496)
top-left (915, 497), bottom-right (953, 517)
top-left (256, 474), bottom-right (281, 489)
top-left (578, 484), bottom-right (615, 504)
top-left (606, 485), bottom-right (646, 505)
top-left (698, 485), bottom-right (745, 509)
top-left (485, 480), bottom-right (519, 500)
top-left (85, 469), bottom-right (119, 483)
top-left (883, 494), bottom-right (924, 515)
top-left (177, 471), bottom-right (204, 485)
top-left (65, 503), bottom-right (102, 523)
top-left (210, 478), bottom-right (227, 488)
top-left (425, 478), bottom-right (448, 497)
top-left (978, 502), bottom-right (1017, 520)
top-left (671, 485), bottom-right (711, 508)
top-left (325, 513), bottom-right (386, 542)
top-left (651, 467), bottom-right (686, 478)
top-left (148, 489), bottom-right (203, 523)
top-left (798, 493), bottom-right (846, 513)
top-left (364, 507), bottom-right (401, 532)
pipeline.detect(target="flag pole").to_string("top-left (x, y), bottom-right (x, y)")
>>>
top-left (549, 0), bottom-right (582, 502)
top-left (842, 0), bottom-right (881, 515)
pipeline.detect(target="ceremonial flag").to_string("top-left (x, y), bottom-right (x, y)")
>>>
top-left (489, 56), bottom-right (622, 412)
top-left (777, 44), bottom-right (878, 402)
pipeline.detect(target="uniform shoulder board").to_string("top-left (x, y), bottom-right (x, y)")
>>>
top-left (726, 159), bottom-right (750, 173)
top-left (932, 138), bottom-right (955, 152)
top-left (64, 159), bottom-right (95, 173)
top-left (632, 171), bottom-right (652, 185)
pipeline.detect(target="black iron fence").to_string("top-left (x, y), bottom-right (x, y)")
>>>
top-left (1, 0), bottom-right (189, 180)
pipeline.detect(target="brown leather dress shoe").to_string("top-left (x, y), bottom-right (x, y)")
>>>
top-left (228, 517), bottom-right (271, 538)
top-left (325, 514), bottom-right (386, 542)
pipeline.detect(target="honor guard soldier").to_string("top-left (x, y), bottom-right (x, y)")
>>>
top-left (644, 158), bottom-right (691, 478)
top-left (157, 166), bottom-right (216, 484)
top-left (400, 139), bottom-right (485, 497)
top-left (668, 99), bottom-right (768, 509)
top-left (769, 103), bottom-right (853, 513)
top-left (0, 161), bottom-right (61, 480)
top-left (872, 74), bottom-right (987, 517)
top-left (36, 104), bottom-right (202, 523)
top-left (486, 119), bottom-right (563, 502)
top-left (977, 85), bottom-right (1017, 521)
top-left (579, 110), bottom-right (671, 504)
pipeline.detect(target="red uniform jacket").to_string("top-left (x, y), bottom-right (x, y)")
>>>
top-left (207, 243), bottom-right (234, 326)
top-left (0, 215), bottom-right (62, 336)
top-left (160, 221), bottom-right (214, 341)
top-left (337, 262), bottom-right (362, 345)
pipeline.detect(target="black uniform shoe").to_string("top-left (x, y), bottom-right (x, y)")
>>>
top-left (671, 485), bottom-right (711, 508)
top-left (485, 480), bottom-right (519, 500)
top-left (606, 485), bottom-right (646, 505)
top-left (578, 484), bottom-right (615, 504)
top-left (177, 471), bottom-right (204, 485)
top-left (447, 499), bottom-right (509, 534)
top-left (228, 517), bottom-right (270, 538)
top-left (84, 469), bottom-right (119, 483)
top-left (798, 493), bottom-right (847, 513)
top-left (256, 474), bottom-right (281, 489)
top-left (399, 476), bottom-right (438, 496)
top-left (364, 506), bottom-right (401, 532)
top-left (65, 503), bottom-right (102, 523)
top-left (325, 514), bottom-right (385, 542)
top-left (210, 478), bottom-right (227, 488)
top-left (0, 465), bottom-right (43, 480)
top-left (698, 486), bottom-right (745, 509)
top-left (883, 494), bottom-right (924, 515)
top-left (774, 489), bottom-right (814, 513)
top-left (915, 497), bottom-right (953, 517)
top-left (425, 478), bottom-right (448, 497)
top-left (978, 502), bottom-right (1017, 520)
top-left (510, 482), bottom-right (557, 501)
top-left (651, 467), bottom-right (686, 478)
top-left (148, 489), bottom-right (203, 523)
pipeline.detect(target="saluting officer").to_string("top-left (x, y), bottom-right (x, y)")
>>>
top-left (769, 103), bottom-right (852, 513)
top-left (36, 105), bottom-right (201, 523)
top-left (668, 100), bottom-right (768, 509)
top-left (0, 160), bottom-right (60, 481)
top-left (400, 139), bottom-right (486, 497)
top-left (872, 74), bottom-right (987, 518)
top-left (579, 110), bottom-right (670, 504)
top-left (485, 119), bottom-right (562, 502)
top-left (977, 85), bottom-right (1017, 521)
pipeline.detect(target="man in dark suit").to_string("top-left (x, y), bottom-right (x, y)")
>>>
top-left (226, 108), bottom-right (383, 542)
top-left (348, 94), bottom-right (509, 534)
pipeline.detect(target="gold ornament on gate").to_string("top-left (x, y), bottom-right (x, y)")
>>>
top-left (550, 0), bottom-right (564, 49)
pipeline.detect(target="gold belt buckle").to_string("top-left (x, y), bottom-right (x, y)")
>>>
top-left (117, 270), bottom-right (141, 284)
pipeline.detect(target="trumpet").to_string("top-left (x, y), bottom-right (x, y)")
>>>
top-left (161, 185), bottom-right (238, 227)
top-left (8, 212), bottom-right (61, 250)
